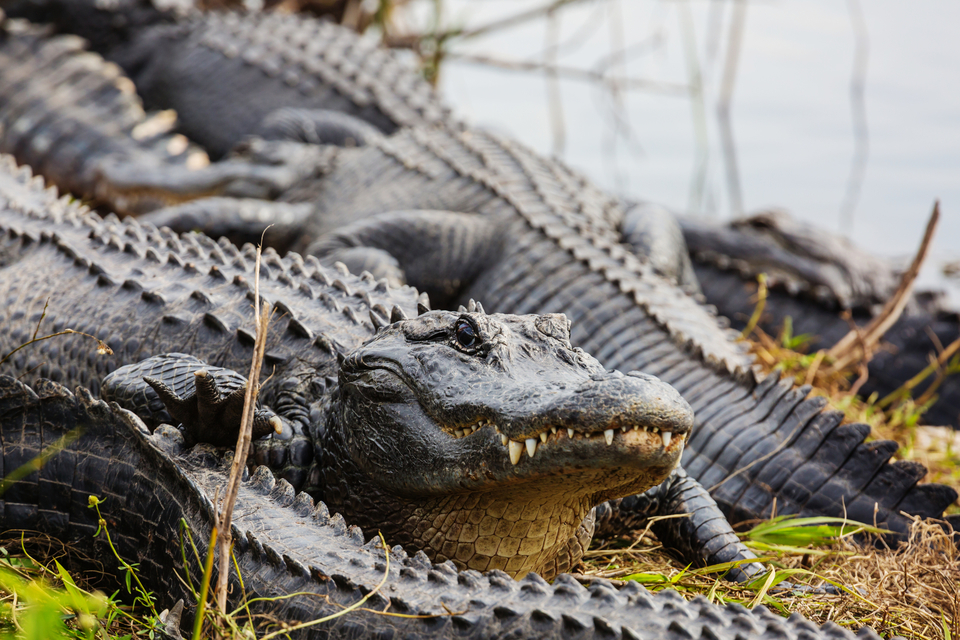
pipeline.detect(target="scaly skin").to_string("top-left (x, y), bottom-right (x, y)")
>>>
top-left (0, 377), bottom-right (889, 639)
top-left (275, 125), bottom-right (958, 535)
top-left (0, 18), bottom-right (210, 212)
top-left (2, 19), bottom-right (951, 534)
top-left (4, 0), bottom-right (451, 158)
top-left (0, 155), bottom-right (772, 587)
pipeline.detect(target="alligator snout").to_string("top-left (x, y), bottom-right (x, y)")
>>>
top-left (491, 369), bottom-right (694, 465)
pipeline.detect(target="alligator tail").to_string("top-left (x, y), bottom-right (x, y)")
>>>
top-left (682, 375), bottom-right (958, 539)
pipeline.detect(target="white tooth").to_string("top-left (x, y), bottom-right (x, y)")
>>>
top-left (540, 432), bottom-right (548, 443)
top-left (633, 425), bottom-right (639, 431)
top-left (526, 438), bottom-right (538, 457)
top-left (642, 426), bottom-right (648, 432)
top-left (551, 427), bottom-right (557, 434)
top-left (455, 429), bottom-right (465, 438)
top-left (620, 426), bottom-right (628, 433)
top-left (661, 432), bottom-right (672, 447)
top-left (567, 429), bottom-right (575, 438)
top-left (509, 440), bottom-right (524, 465)
top-left (500, 434), bottom-right (509, 446)
top-left (471, 425), bottom-right (478, 433)
top-left (604, 429), bottom-right (614, 446)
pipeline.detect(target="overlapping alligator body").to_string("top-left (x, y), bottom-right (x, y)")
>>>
top-left (0, 154), bottom-right (786, 606)
top-left (0, 4), bottom-right (954, 536)
top-left (0, 18), bottom-right (209, 211)
top-left (6, 0), bottom-right (450, 158)
top-left (0, 376), bottom-right (886, 640)
top-left (279, 125), bottom-right (959, 535)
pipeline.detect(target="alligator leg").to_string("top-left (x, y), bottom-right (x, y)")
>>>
top-left (253, 107), bottom-right (383, 147)
top-left (594, 466), bottom-right (766, 583)
top-left (137, 198), bottom-right (314, 251)
top-left (306, 209), bottom-right (501, 308)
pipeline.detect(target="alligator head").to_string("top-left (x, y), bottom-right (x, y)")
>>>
top-left (321, 309), bottom-right (694, 579)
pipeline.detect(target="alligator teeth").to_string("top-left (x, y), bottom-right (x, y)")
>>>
top-left (455, 429), bottom-right (465, 438)
top-left (501, 434), bottom-right (509, 446)
top-left (620, 426), bottom-right (628, 433)
top-left (508, 440), bottom-right (524, 465)
top-left (567, 429), bottom-right (575, 438)
top-left (603, 429), bottom-right (614, 446)
top-left (526, 438), bottom-right (538, 458)
top-left (550, 427), bottom-right (557, 434)
top-left (661, 431), bottom-right (672, 448)
top-left (539, 432), bottom-right (548, 443)
top-left (269, 416), bottom-right (283, 435)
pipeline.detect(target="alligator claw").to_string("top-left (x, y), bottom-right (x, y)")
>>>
top-left (145, 371), bottom-right (282, 447)
top-left (157, 599), bottom-right (185, 640)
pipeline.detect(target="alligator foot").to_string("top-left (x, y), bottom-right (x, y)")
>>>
top-left (102, 353), bottom-right (282, 448)
top-left (254, 107), bottom-right (382, 147)
top-left (145, 370), bottom-right (281, 447)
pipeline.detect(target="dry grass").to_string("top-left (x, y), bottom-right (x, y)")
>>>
top-left (582, 516), bottom-right (959, 640)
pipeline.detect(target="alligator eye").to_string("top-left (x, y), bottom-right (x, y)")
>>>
top-left (455, 320), bottom-right (480, 350)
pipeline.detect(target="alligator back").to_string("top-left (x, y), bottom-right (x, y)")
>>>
top-left (103, 10), bottom-right (450, 158)
top-left (0, 19), bottom-right (207, 209)
top-left (0, 152), bottom-right (427, 487)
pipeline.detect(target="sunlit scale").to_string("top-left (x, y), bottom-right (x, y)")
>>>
top-left (447, 419), bottom-right (684, 466)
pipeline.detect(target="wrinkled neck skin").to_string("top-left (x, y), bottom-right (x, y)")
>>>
top-left (315, 395), bottom-right (593, 579)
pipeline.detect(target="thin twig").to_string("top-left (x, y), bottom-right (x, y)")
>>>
top-left (0, 329), bottom-right (112, 368)
top-left (30, 299), bottom-right (50, 342)
top-left (876, 334), bottom-right (960, 410)
top-left (838, 0), bottom-right (870, 233)
top-left (828, 202), bottom-right (940, 371)
top-left (383, 0), bottom-right (591, 48)
top-left (545, 6), bottom-right (565, 156)
top-left (443, 52), bottom-right (690, 96)
top-left (215, 239), bottom-right (272, 613)
top-left (739, 273), bottom-right (768, 340)
top-left (717, 0), bottom-right (748, 217)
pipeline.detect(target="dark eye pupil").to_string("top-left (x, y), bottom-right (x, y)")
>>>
top-left (456, 321), bottom-right (478, 348)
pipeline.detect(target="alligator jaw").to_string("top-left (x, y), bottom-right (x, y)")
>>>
top-left (478, 422), bottom-right (684, 465)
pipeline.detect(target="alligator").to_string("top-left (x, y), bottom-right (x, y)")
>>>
top-left (680, 209), bottom-right (960, 428)
top-left (4, 0), bottom-right (451, 159)
top-left (1, 375), bottom-right (892, 639)
top-left (3, 0), bottom-right (957, 536)
top-left (0, 15), bottom-right (217, 213)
